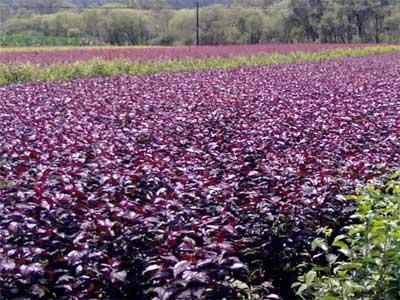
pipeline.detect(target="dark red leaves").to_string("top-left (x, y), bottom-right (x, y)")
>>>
top-left (0, 53), bottom-right (400, 299)
top-left (15, 164), bottom-right (28, 175)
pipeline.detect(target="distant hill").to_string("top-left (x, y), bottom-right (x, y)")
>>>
top-left (166, 0), bottom-right (232, 8)
top-left (0, 0), bottom-right (236, 10)
top-left (65, 0), bottom-right (234, 8)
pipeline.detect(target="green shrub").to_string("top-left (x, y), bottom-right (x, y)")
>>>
top-left (293, 171), bottom-right (400, 300)
top-left (0, 35), bottom-right (101, 47)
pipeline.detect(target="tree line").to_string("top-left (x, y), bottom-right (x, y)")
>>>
top-left (0, 0), bottom-right (399, 46)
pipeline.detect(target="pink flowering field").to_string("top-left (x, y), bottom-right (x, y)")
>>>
top-left (0, 43), bottom-right (371, 66)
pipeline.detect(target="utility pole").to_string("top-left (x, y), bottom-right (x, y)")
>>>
top-left (196, 1), bottom-right (200, 46)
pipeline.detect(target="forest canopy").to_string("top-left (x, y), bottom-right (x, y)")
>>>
top-left (0, 0), bottom-right (399, 46)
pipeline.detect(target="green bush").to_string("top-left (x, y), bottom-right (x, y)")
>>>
top-left (0, 35), bottom-right (100, 47)
top-left (293, 172), bottom-right (400, 300)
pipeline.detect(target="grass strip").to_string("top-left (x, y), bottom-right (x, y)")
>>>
top-left (0, 45), bottom-right (399, 86)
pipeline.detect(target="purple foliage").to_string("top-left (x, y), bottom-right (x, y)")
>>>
top-left (0, 53), bottom-right (400, 299)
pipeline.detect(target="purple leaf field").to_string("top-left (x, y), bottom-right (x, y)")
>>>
top-left (0, 52), bottom-right (400, 299)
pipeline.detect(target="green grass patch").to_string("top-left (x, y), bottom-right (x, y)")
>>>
top-left (0, 35), bottom-right (100, 48)
top-left (0, 45), bottom-right (399, 86)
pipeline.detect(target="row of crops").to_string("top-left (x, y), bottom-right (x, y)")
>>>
top-left (0, 44), bottom-right (399, 86)
top-left (0, 45), bottom-right (400, 299)
top-left (0, 44), bottom-right (370, 65)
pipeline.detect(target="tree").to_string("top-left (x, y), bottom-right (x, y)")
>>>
top-left (17, 0), bottom-right (68, 14)
top-left (126, 0), bottom-right (169, 9)
top-left (236, 9), bottom-right (264, 43)
top-left (165, 9), bottom-right (196, 45)
top-left (288, 0), bottom-right (327, 42)
top-left (0, 6), bottom-right (11, 23)
top-left (1, 0), bottom-right (399, 46)
top-left (231, 0), bottom-right (274, 8)
top-left (384, 7), bottom-right (400, 43)
top-left (371, 0), bottom-right (392, 43)
top-left (101, 9), bottom-right (155, 45)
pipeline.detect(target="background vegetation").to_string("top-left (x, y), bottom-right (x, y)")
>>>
top-left (0, 0), bottom-right (399, 46)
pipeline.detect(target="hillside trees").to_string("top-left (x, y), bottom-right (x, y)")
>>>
top-left (0, 6), bottom-right (11, 22)
top-left (81, 8), bottom-right (155, 44)
top-left (384, 6), bottom-right (400, 42)
top-left (0, 0), bottom-right (399, 46)
top-left (285, 0), bottom-right (394, 43)
top-left (126, 0), bottom-right (169, 9)
top-left (288, 0), bottom-right (325, 41)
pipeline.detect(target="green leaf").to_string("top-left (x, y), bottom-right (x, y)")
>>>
top-left (348, 224), bottom-right (366, 235)
top-left (338, 248), bottom-right (352, 258)
top-left (295, 283), bottom-right (309, 296)
top-left (390, 170), bottom-right (400, 179)
top-left (291, 282), bottom-right (302, 289)
top-left (312, 238), bottom-right (328, 252)
top-left (326, 254), bottom-right (338, 265)
top-left (337, 262), bottom-right (362, 270)
top-left (321, 296), bottom-right (339, 300)
top-left (306, 270), bottom-right (317, 285)
top-left (312, 265), bottom-right (330, 273)
top-left (343, 280), bottom-right (363, 293)
top-left (332, 235), bottom-right (349, 250)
